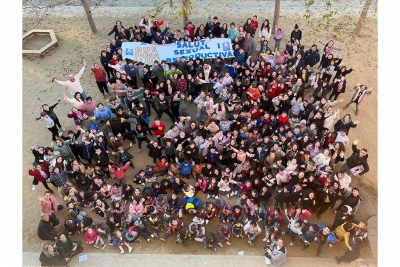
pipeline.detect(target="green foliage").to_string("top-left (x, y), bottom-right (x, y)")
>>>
top-left (304, 0), bottom-right (335, 23)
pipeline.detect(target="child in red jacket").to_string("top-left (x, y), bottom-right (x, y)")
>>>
top-left (156, 156), bottom-right (169, 176)
top-left (238, 180), bottom-right (253, 197)
top-left (108, 162), bottom-right (130, 185)
top-left (85, 227), bottom-right (106, 249)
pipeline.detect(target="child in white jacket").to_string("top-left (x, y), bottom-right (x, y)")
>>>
top-left (243, 220), bottom-right (262, 246)
top-left (218, 176), bottom-right (237, 199)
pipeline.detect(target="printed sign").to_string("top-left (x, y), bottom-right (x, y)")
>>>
top-left (122, 38), bottom-right (234, 63)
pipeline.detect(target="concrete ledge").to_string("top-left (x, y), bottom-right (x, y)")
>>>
top-left (22, 29), bottom-right (58, 58)
top-left (367, 215), bottom-right (378, 259)
top-left (23, 252), bottom-right (377, 267)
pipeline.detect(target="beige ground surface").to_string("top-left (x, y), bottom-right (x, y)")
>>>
top-left (22, 1), bottom-right (378, 263)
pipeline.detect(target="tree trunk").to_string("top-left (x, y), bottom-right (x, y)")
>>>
top-left (182, 0), bottom-right (189, 28)
top-left (272, 0), bottom-right (281, 31)
top-left (81, 0), bottom-right (97, 33)
top-left (354, 0), bottom-right (372, 35)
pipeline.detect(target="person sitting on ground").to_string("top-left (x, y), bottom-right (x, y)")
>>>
top-left (55, 232), bottom-right (84, 259)
top-left (39, 243), bottom-right (71, 267)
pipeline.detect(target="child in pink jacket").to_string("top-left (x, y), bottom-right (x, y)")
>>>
top-left (108, 162), bottom-right (130, 185)
top-left (129, 197), bottom-right (144, 218)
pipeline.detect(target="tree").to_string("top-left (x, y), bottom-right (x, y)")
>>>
top-left (81, 0), bottom-right (97, 33)
top-left (272, 0), bottom-right (281, 31)
top-left (354, 0), bottom-right (373, 35)
top-left (23, 0), bottom-right (99, 33)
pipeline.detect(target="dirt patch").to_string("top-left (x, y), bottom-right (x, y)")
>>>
top-left (23, 33), bottom-right (53, 50)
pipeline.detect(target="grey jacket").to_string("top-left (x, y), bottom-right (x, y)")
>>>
top-left (265, 241), bottom-right (287, 267)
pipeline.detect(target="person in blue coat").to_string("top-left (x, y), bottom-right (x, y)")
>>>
top-left (315, 224), bottom-right (335, 257)
top-left (94, 103), bottom-right (112, 123)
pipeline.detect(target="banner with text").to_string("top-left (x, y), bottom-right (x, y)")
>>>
top-left (122, 38), bottom-right (234, 64)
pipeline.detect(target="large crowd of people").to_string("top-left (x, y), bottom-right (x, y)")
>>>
top-left (32, 13), bottom-right (373, 266)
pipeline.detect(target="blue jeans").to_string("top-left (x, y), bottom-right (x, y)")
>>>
top-left (341, 163), bottom-right (351, 175)
top-left (81, 90), bottom-right (87, 100)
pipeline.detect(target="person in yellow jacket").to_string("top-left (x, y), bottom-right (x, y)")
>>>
top-left (332, 222), bottom-right (358, 250)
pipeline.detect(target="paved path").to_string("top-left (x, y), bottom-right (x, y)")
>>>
top-left (367, 216), bottom-right (377, 259)
top-left (23, 252), bottom-right (377, 267)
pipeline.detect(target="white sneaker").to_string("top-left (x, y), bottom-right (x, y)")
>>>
top-left (151, 234), bottom-right (154, 238)
top-left (32, 185), bottom-right (36, 190)
top-left (218, 242), bottom-right (223, 248)
top-left (147, 239), bottom-right (150, 242)
top-left (138, 149), bottom-right (142, 153)
top-left (128, 247), bottom-right (132, 253)
top-left (226, 194), bottom-right (230, 199)
top-left (205, 219), bottom-right (209, 225)
top-left (290, 241), bottom-right (294, 246)
top-left (230, 191), bottom-right (235, 196)
top-left (247, 240), bottom-right (253, 246)
top-left (61, 127), bottom-right (66, 131)
top-left (263, 238), bottom-right (268, 242)
top-left (226, 241), bottom-right (231, 245)
top-left (207, 194), bottom-right (210, 199)
top-left (120, 250), bottom-right (125, 254)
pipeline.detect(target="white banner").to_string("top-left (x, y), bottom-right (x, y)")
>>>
top-left (122, 38), bottom-right (234, 64)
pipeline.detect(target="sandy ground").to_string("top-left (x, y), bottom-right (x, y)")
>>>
top-left (22, 1), bottom-right (378, 260)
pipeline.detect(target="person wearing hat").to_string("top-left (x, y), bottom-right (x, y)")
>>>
top-left (299, 222), bottom-right (321, 252)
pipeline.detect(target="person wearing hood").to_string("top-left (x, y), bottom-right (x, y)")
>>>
top-left (304, 44), bottom-right (320, 67)
top-left (264, 237), bottom-right (287, 267)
